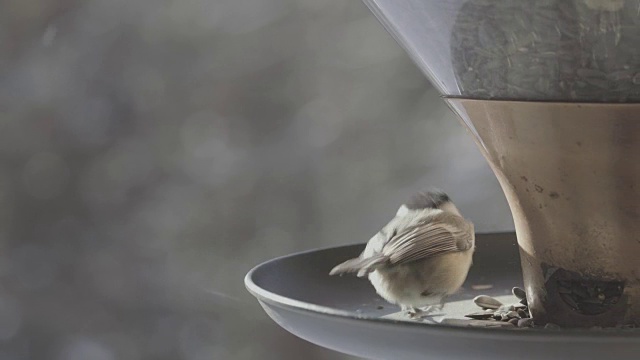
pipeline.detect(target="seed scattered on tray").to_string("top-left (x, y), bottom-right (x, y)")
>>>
top-left (556, 279), bottom-right (623, 315)
top-left (467, 288), bottom-right (533, 328)
top-left (463, 286), bottom-right (640, 330)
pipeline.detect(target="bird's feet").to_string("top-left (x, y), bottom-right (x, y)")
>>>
top-left (402, 303), bottom-right (445, 320)
top-left (405, 306), bottom-right (434, 319)
top-left (432, 302), bottom-right (445, 312)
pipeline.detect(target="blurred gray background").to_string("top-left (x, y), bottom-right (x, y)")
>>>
top-left (0, 0), bottom-right (513, 359)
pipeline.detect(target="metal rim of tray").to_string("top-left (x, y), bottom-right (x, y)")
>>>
top-left (245, 233), bottom-right (640, 343)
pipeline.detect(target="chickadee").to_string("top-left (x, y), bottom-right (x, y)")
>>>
top-left (329, 190), bottom-right (475, 319)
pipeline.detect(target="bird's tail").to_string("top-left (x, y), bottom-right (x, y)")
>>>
top-left (329, 255), bottom-right (389, 277)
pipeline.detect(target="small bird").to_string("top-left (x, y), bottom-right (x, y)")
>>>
top-left (329, 190), bottom-right (475, 319)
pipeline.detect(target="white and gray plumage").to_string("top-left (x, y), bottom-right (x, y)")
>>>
top-left (329, 190), bottom-right (475, 318)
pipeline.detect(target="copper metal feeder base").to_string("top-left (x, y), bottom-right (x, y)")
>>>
top-left (447, 100), bottom-right (640, 328)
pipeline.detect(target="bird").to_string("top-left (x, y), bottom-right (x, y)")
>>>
top-left (329, 190), bottom-right (475, 319)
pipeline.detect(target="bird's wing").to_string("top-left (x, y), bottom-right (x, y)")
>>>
top-left (382, 216), bottom-right (473, 266)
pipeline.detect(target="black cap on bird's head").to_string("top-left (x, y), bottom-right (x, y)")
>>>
top-left (404, 190), bottom-right (451, 210)
top-left (397, 189), bottom-right (461, 217)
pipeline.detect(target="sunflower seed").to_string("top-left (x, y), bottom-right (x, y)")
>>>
top-left (512, 303), bottom-right (527, 310)
top-left (519, 298), bottom-right (528, 306)
top-left (473, 295), bottom-right (503, 310)
top-left (518, 318), bottom-right (534, 328)
top-left (506, 311), bottom-right (520, 319)
top-left (560, 293), bottom-right (579, 309)
top-left (498, 304), bottom-right (515, 312)
top-left (572, 284), bottom-right (589, 299)
top-left (582, 297), bottom-right (605, 304)
top-left (465, 311), bottom-right (496, 320)
top-left (512, 287), bottom-right (526, 300)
